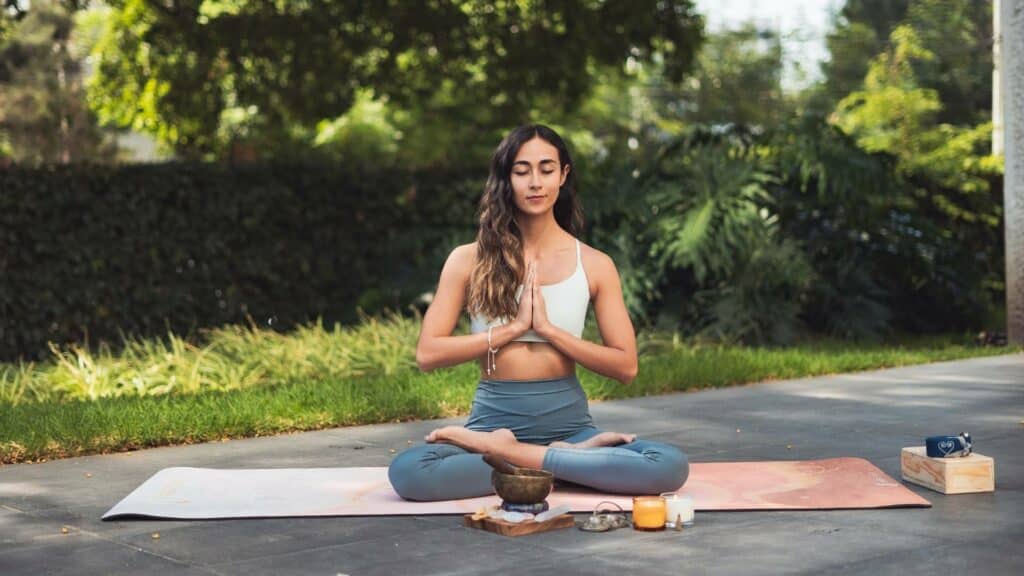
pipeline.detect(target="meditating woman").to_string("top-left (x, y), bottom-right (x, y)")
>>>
top-left (388, 124), bottom-right (688, 501)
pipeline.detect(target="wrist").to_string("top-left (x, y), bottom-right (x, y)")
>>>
top-left (484, 324), bottom-right (514, 350)
top-left (534, 321), bottom-right (556, 339)
top-left (506, 320), bottom-right (529, 339)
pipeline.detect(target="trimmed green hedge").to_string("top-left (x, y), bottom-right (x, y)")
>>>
top-left (0, 162), bottom-right (482, 361)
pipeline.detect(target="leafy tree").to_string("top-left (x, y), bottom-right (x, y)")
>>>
top-left (903, 0), bottom-right (992, 126)
top-left (671, 24), bottom-right (785, 127)
top-left (86, 0), bottom-right (705, 160)
top-left (834, 23), bottom-right (1000, 227)
top-left (565, 22), bottom-right (786, 157)
top-left (825, 5), bottom-right (1002, 333)
top-left (1, 2), bottom-right (28, 42)
top-left (768, 113), bottom-right (900, 339)
top-left (0, 0), bottom-right (117, 163)
top-left (821, 0), bottom-right (991, 124)
top-left (821, 0), bottom-right (910, 104)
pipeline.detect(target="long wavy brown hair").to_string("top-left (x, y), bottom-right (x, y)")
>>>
top-left (466, 124), bottom-right (585, 323)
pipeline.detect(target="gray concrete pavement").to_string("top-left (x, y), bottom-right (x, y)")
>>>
top-left (1, 354), bottom-right (1021, 575)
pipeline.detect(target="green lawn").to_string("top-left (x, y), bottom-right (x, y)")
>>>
top-left (0, 313), bottom-right (1017, 464)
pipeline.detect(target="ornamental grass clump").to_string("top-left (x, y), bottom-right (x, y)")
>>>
top-left (0, 309), bottom-right (421, 405)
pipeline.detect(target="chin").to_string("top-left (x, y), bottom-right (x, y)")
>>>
top-left (521, 207), bottom-right (552, 215)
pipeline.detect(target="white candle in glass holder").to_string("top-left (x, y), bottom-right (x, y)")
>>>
top-left (661, 492), bottom-right (695, 527)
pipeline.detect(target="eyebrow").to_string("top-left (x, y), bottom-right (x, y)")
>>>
top-left (513, 159), bottom-right (558, 168)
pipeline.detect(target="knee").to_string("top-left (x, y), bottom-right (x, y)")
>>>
top-left (647, 443), bottom-right (689, 493)
top-left (387, 446), bottom-right (439, 501)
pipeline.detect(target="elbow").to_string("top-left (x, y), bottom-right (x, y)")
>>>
top-left (619, 362), bottom-right (638, 386)
top-left (415, 347), bottom-right (434, 372)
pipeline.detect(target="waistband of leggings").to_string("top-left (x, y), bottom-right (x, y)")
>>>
top-left (478, 372), bottom-right (579, 386)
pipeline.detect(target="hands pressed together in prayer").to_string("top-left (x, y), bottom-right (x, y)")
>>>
top-left (510, 260), bottom-right (553, 338)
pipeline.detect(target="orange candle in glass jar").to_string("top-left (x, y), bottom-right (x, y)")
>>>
top-left (632, 496), bottom-right (666, 531)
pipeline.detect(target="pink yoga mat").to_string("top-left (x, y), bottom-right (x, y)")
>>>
top-left (102, 457), bottom-right (930, 520)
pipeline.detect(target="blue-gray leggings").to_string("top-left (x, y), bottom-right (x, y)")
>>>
top-left (388, 373), bottom-right (689, 501)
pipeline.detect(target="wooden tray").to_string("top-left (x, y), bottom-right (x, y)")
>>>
top-left (463, 513), bottom-right (576, 537)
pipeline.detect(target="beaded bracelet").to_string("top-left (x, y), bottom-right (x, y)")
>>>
top-left (486, 325), bottom-right (499, 376)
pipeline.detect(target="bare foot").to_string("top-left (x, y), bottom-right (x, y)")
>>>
top-left (424, 426), bottom-right (517, 455)
top-left (550, 432), bottom-right (636, 449)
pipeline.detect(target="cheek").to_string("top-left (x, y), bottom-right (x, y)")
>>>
top-left (510, 176), bottom-right (530, 193)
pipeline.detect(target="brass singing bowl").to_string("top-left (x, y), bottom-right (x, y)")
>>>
top-left (491, 468), bottom-right (554, 504)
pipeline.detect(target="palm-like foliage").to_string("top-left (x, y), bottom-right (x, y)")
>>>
top-left (695, 238), bottom-right (815, 344)
top-left (645, 128), bottom-right (776, 284)
top-left (768, 114), bottom-right (898, 339)
top-left (632, 126), bottom-right (815, 344)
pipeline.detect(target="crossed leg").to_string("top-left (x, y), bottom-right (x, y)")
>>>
top-left (424, 426), bottom-right (636, 466)
top-left (389, 426), bottom-right (688, 501)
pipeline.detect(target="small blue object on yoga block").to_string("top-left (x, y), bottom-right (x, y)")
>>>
top-left (925, 432), bottom-right (972, 458)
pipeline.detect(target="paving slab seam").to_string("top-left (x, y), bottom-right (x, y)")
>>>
top-left (806, 507), bottom-right (996, 532)
top-left (824, 534), bottom-right (1024, 575)
top-left (71, 529), bottom-right (225, 573)
top-left (204, 524), bottom-right (466, 570)
top-left (0, 503), bottom-right (230, 575)
top-left (0, 529), bottom-right (226, 576)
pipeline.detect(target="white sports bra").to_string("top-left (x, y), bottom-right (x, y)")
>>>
top-left (469, 239), bottom-right (590, 343)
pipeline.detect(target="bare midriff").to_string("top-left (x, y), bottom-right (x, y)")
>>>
top-left (478, 341), bottom-right (574, 381)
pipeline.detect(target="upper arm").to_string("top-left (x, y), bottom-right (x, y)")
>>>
top-left (591, 250), bottom-right (637, 358)
top-left (419, 243), bottom-right (475, 341)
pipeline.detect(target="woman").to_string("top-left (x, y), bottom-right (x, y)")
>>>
top-left (388, 124), bottom-right (688, 501)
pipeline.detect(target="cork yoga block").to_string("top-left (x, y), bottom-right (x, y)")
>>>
top-left (901, 446), bottom-right (995, 494)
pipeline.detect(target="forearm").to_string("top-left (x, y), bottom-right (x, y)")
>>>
top-left (538, 325), bottom-right (638, 384)
top-left (416, 322), bottom-right (524, 371)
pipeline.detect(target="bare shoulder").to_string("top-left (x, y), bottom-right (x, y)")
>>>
top-left (578, 240), bottom-right (618, 297)
top-left (445, 242), bottom-right (479, 274)
top-left (428, 242), bottom-right (477, 324)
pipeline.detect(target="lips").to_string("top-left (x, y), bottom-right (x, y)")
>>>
top-left (526, 195), bottom-right (546, 199)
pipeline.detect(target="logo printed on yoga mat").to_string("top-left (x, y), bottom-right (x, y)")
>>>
top-left (871, 473), bottom-right (899, 487)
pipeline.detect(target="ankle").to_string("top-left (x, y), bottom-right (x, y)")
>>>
top-left (489, 430), bottom-right (519, 458)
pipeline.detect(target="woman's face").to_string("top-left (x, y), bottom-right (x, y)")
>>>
top-left (509, 136), bottom-right (570, 216)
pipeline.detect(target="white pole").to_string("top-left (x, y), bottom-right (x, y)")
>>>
top-left (1004, 0), bottom-right (1024, 344)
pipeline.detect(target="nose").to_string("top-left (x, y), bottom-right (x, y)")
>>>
top-left (529, 169), bottom-right (542, 189)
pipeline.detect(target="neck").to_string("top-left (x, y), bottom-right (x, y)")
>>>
top-left (516, 212), bottom-right (561, 257)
